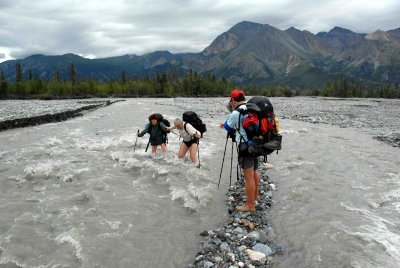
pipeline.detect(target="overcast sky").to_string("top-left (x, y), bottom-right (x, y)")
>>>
top-left (0, 0), bottom-right (399, 63)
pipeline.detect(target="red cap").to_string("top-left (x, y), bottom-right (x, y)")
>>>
top-left (230, 89), bottom-right (245, 101)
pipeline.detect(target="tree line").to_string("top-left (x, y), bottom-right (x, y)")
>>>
top-left (1, 63), bottom-right (399, 99)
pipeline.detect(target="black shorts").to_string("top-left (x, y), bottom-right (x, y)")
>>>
top-left (238, 143), bottom-right (259, 170)
top-left (183, 138), bottom-right (199, 147)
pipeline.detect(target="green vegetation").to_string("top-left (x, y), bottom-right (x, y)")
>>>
top-left (0, 63), bottom-right (399, 99)
top-left (0, 63), bottom-right (233, 99)
top-left (321, 76), bottom-right (400, 98)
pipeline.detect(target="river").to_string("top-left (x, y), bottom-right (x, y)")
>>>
top-left (0, 97), bottom-right (399, 267)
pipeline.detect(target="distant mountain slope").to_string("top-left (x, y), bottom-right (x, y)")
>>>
top-left (1, 21), bottom-right (399, 88)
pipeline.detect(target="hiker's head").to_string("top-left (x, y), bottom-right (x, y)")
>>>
top-left (174, 118), bottom-right (183, 129)
top-left (230, 89), bottom-right (245, 104)
top-left (149, 114), bottom-right (159, 125)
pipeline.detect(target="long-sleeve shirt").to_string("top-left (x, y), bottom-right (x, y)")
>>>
top-left (171, 123), bottom-right (200, 142)
top-left (224, 103), bottom-right (249, 144)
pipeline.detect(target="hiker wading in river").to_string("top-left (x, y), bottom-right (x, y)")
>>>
top-left (168, 118), bottom-right (201, 164)
top-left (222, 90), bottom-right (260, 213)
top-left (137, 113), bottom-right (169, 155)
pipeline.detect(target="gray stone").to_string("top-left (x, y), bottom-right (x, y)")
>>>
top-left (247, 231), bottom-right (260, 241)
top-left (258, 230), bottom-right (268, 243)
top-left (203, 261), bottom-right (214, 268)
top-left (227, 252), bottom-right (235, 262)
top-left (213, 238), bottom-right (222, 246)
top-left (214, 256), bottom-right (223, 263)
top-left (220, 242), bottom-right (231, 252)
top-left (194, 255), bottom-right (204, 262)
top-left (238, 245), bottom-right (247, 252)
top-left (252, 243), bottom-right (272, 256)
top-left (233, 227), bottom-right (243, 234)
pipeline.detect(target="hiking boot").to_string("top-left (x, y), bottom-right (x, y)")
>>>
top-left (235, 205), bottom-right (256, 213)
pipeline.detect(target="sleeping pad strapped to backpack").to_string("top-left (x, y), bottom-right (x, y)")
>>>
top-left (182, 111), bottom-right (207, 137)
top-left (238, 96), bottom-right (282, 157)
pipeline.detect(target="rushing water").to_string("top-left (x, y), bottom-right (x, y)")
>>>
top-left (0, 97), bottom-right (399, 268)
top-left (0, 98), bottom-right (234, 268)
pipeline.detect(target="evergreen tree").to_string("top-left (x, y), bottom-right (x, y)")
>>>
top-left (69, 63), bottom-right (76, 85)
top-left (15, 62), bottom-right (24, 82)
top-left (120, 69), bottom-right (127, 84)
top-left (0, 68), bottom-right (8, 97)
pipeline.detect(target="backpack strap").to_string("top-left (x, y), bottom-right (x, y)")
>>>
top-left (184, 122), bottom-right (196, 141)
top-left (235, 105), bottom-right (249, 144)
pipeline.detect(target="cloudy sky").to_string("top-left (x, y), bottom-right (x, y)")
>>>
top-left (0, 0), bottom-right (399, 63)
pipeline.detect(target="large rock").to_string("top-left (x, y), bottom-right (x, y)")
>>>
top-left (252, 243), bottom-right (272, 256)
top-left (246, 249), bottom-right (266, 261)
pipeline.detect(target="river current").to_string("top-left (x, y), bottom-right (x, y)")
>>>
top-left (0, 97), bottom-right (399, 268)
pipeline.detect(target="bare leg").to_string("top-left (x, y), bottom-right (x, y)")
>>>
top-left (151, 145), bottom-right (157, 153)
top-left (178, 143), bottom-right (190, 159)
top-left (242, 167), bottom-right (256, 210)
top-left (160, 143), bottom-right (167, 153)
top-left (189, 143), bottom-right (198, 163)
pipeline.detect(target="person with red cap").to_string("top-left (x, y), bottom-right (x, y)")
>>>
top-left (222, 89), bottom-right (260, 212)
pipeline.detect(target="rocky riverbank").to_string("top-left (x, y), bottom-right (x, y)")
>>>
top-left (274, 97), bottom-right (400, 148)
top-left (0, 100), bottom-right (124, 131)
top-left (191, 164), bottom-right (282, 268)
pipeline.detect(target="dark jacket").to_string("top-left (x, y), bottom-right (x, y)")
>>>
top-left (138, 122), bottom-right (168, 145)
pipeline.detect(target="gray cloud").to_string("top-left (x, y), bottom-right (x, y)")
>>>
top-left (0, 0), bottom-right (399, 62)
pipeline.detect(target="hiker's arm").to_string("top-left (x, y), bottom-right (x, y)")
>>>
top-left (224, 111), bottom-right (238, 131)
top-left (160, 122), bottom-right (168, 131)
top-left (138, 125), bottom-right (149, 137)
top-left (186, 124), bottom-right (201, 139)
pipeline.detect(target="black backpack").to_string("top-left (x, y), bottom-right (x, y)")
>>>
top-left (238, 96), bottom-right (282, 156)
top-left (182, 111), bottom-right (207, 137)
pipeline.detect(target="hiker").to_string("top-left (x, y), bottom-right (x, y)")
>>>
top-left (137, 113), bottom-right (169, 155)
top-left (222, 89), bottom-right (260, 213)
top-left (168, 118), bottom-right (201, 163)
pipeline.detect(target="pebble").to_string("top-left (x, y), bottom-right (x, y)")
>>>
top-left (192, 162), bottom-right (281, 267)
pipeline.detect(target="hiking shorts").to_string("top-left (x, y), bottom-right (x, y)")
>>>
top-left (183, 138), bottom-right (199, 148)
top-left (238, 154), bottom-right (259, 170)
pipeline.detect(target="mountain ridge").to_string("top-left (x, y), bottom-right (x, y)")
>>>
top-left (1, 21), bottom-right (400, 88)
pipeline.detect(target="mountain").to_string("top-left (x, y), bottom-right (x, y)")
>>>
top-left (1, 21), bottom-right (400, 88)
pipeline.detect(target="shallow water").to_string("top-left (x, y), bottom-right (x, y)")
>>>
top-left (268, 119), bottom-right (400, 268)
top-left (0, 98), bottom-right (234, 267)
top-left (0, 97), bottom-right (399, 268)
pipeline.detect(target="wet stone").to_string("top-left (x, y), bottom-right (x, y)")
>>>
top-left (192, 163), bottom-right (281, 267)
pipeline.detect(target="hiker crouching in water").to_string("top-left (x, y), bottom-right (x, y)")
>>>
top-left (137, 113), bottom-right (169, 155)
top-left (222, 90), bottom-right (260, 213)
top-left (168, 118), bottom-right (201, 163)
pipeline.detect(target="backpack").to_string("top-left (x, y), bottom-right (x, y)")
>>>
top-left (237, 96), bottom-right (282, 157)
top-left (182, 111), bottom-right (207, 137)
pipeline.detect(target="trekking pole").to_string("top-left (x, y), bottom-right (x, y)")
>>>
top-left (197, 144), bottom-right (201, 169)
top-left (169, 131), bottom-right (180, 137)
top-left (134, 129), bottom-right (139, 152)
top-left (236, 142), bottom-right (241, 181)
top-left (229, 139), bottom-right (234, 186)
top-left (218, 132), bottom-right (229, 188)
top-left (145, 140), bottom-right (150, 152)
